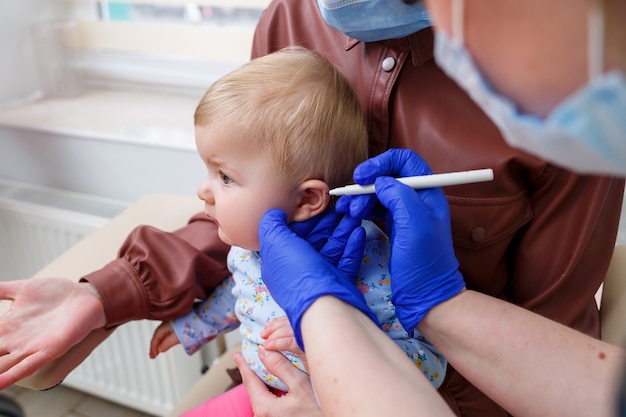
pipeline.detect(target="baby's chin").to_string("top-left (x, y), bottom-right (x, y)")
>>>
top-left (218, 230), bottom-right (259, 251)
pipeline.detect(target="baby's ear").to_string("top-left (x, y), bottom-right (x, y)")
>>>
top-left (292, 179), bottom-right (330, 222)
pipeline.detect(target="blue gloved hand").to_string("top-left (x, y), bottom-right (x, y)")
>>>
top-left (289, 206), bottom-right (342, 252)
top-left (259, 208), bottom-right (377, 350)
top-left (336, 149), bottom-right (466, 331)
top-left (290, 205), bottom-right (365, 276)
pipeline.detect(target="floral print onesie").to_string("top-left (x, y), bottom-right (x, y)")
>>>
top-left (172, 220), bottom-right (446, 391)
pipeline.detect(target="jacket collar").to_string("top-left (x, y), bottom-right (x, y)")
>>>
top-left (343, 28), bottom-right (434, 66)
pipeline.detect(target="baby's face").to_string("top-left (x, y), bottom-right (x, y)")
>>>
top-left (195, 123), bottom-right (299, 251)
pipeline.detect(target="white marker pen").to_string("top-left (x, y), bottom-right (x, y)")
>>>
top-left (329, 168), bottom-right (494, 196)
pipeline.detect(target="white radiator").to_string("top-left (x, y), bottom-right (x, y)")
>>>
top-left (0, 180), bottom-right (208, 416)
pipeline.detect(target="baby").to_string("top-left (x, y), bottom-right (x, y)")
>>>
top-left (149, 46), bottom-right (445, 416)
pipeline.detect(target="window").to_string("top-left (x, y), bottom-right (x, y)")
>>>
top-left (68, 0), bottom-right (271, 95)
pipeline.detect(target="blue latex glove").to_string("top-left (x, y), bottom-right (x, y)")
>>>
top-left (336, 149), bottom-right (466, 331)
top-left (259, 208), bottom-right (378, 350)
top-left (289, 206), bottom-right (342, 252)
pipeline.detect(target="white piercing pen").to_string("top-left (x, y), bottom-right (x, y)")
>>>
top-left (328, 168), bottom-right (494, 196)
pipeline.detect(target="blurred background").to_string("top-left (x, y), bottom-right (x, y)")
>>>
top-left (0, 2), bottom-right (268, 415)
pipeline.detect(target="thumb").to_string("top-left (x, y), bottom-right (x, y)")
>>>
top-left (258, 347), bottom-right (309, 387)
top-left (319, 214), bottom-right (362, 264)
top-left (0, 281), bottom-right (20, 301)
top-left (336, 226), bottom-right (366, 281)
top-left (373, 177), bottom-right (421, 221)
top-left (259, 208), bottom-right (291, 242)
top-left (234, 351), bottom-right (276, 403)
top-left (353, 148), bottom-right (432, 184)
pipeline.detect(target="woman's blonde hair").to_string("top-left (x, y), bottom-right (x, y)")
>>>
top-left (194, 46), bottom-right (368, 188)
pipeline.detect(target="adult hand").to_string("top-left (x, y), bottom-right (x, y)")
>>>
top-left (259, 209), bottom-right (375, 350)
top-left (234, 347), bottom-right (321, 417)
top-left (0, 277), bottom-right (106, 388)
top-left (336, 149), bottom-right (466, 331)
top-left (289, 206), bottom-right (341, 251)
top-left (289, 205), bottom-right (366, 266)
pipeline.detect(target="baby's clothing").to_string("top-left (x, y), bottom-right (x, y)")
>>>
top-left (172, 220), bottom-right (446, 391)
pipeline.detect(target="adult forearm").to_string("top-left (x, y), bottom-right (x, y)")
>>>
top-left (83, 220), bottom-right (229, 327)
top-left (301, 296), bottom-right (454, 417)
top-left (418, 290), bottom-right (625, 417)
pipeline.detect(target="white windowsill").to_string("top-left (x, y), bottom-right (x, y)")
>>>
top-left (0, 89), bottom-right (200, 152)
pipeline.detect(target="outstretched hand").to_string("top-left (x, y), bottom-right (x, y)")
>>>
top-left (0, 277), bottom-right (106, 388)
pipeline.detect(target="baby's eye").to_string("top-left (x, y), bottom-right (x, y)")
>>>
top-left (219, 171), bottom-right (234, 185)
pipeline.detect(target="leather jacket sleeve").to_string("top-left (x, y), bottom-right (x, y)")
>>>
top-left (82, 213), bottom-right (230, 328)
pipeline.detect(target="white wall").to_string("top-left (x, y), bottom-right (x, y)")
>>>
top-left (0, 126), bottom-right (203, 202)
top-left (0, 1), bottom-right (67, 103)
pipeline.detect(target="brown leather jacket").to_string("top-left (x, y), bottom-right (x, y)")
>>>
top-left (83, 0), bottom-right (624, 415)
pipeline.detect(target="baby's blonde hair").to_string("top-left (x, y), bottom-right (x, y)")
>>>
top-left (194, 46), bottom-right (368, 188)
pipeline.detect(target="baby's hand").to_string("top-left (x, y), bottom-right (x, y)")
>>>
top-left (261, 317), bottom-right (306, 362)
top-left (149, 321), bottom-right (180, 359)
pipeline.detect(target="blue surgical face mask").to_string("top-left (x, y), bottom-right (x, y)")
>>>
top-left (317, 0), bottom-right (431, 42)
top-left (433, 0), bottom-right (626, 176)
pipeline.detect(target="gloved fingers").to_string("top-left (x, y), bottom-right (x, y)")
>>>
top-left (335, 226), bottom-right (366, 282)
top-left (259, 209), bottom-right (306, 276)
top-left (374, 176), bottom-right (450, 220)
top-left (259, 208), bottom-right (299, 245)
top-left (259, 209), bottom-right (378, 351)
top-left (335, 193), bottom-right (383, 220)
top-left (373, 177), bottom-right (429, 225)
top-left (319, 213), bottom-right (362, 264)
top-left (353, 149), bottom-right (433, 185)
top-left (289, 206), bottom-right (341, 251)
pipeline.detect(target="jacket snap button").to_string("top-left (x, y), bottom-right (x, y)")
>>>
top-left (381, 57), bottom-right (396, 72)
top-left (471, 227), bottom-right (486, 242)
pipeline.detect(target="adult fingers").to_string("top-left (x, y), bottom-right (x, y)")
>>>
top-left (258, 347), bottom-right (312, 394)
top-left (335, 226), bottom-right (366, 282)
top-left (375, 176), bottom-right (448, 218)
top-left (353, 149), bottom-right (433, 184)
top-left (335, 194), bottom-right (379, 220)
top-left (259, 209), bottom-right (291, 240)
top-left (234, 351), bottom-right (277, 406)
top-left (289, 207), bottom-right (341, 251)
top-left (319, 214), bottom-right (362, 265)
top-left (0, 281), bottom-right (20, 301)
top-left (373, 177), bottom-right (425, 224)
top-left (0, 350), bottom-right (51, 389)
